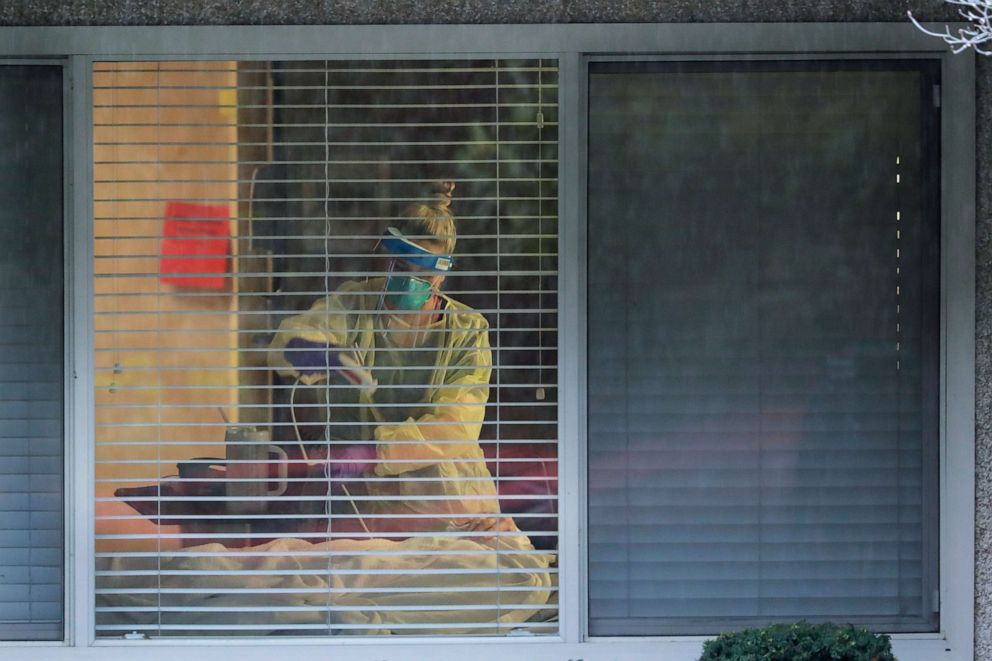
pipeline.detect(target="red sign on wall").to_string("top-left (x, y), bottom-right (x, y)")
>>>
top-left (159, 201), bottom-right (231, 291)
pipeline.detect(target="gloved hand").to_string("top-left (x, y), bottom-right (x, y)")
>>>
top-left (325, 443), bottom-right (377, 478)
top-left (285, 337), bottom-right (336, 375)
top-left (284, 338), bottom-right (377, 392)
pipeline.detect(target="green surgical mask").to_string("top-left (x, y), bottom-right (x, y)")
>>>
top-left (384, 274), bottom-right (433, 310)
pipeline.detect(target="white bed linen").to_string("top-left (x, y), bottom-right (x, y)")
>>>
top-left (97, 534), bottom-right (554, 636)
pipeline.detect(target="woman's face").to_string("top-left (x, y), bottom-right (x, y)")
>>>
top-left (400, 239), bottom-right (447, 292)
top-left (382, 239), bottom-right (447, 312)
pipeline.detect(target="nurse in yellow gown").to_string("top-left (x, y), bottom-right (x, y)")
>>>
top-left (268, 181), bottom-right (520, 540)
top-left (98, 183), bottom-right (553, 636)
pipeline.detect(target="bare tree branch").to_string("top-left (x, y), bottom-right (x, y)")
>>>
top-left (909, 1), bottom-right (992, 55)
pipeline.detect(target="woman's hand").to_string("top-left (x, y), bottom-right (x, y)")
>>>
top-left (450, 516), bottom-right (518, 541)
top-left (324, 443), bottom-right (377, 478)
top-left (284, 337), bottom-right (333, 375)
top-left (284, 338), bottom-right (377, 391)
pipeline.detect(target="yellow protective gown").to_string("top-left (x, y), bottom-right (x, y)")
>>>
top-left (268, 278), bottom-right (519, 537)
top-left (100, 281), bottom-right (555, 636)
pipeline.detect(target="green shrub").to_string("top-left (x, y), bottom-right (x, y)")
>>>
top-left (699, 622), bottom-right (896, 661)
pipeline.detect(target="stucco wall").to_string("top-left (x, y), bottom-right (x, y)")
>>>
top-left (2, 0), bottom-right (987, 656)
top-left (0, 1), bottom-right (965, 26)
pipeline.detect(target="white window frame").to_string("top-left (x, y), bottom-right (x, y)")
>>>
top-left (0, 22), bottom-right (973, 661)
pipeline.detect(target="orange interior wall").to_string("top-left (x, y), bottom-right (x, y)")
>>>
top-left (92, 61), bottom-right (239, 550)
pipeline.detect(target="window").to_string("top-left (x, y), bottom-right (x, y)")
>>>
top-left (586, 61), bottom-right (941, 635)
top-left (0, 64), bottom-right (65, 641)
top-left (93, 58), bottom-right (559, 637)
top-left (0, 23), bottom-right (974, 661)
top-left (589, 63), bottom-right (940, 633)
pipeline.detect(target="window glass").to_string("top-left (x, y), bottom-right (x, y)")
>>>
top-left (586, 62), bottom-right (939, 635)
top-left (93, 59), bottom-right (558, 638)
top-left (0, 64), bottom-right (64, 641)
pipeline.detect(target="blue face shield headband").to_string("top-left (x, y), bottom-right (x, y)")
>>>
top-left (378, 227), bottom-right (454, 311)
top-left (379, 227), bottom-right (454, 273)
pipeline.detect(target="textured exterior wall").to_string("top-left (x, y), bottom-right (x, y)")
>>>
top-left (2, 0), bottom-right (989, 657)
top-left (977, 34), bottom-right (992, 658)
top-left (0, 1), bottom-right (967, 26)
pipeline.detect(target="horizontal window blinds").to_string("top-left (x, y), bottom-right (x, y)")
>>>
top-left (0, 65), bottom-right (64, 641)
top-left (587, 63), bottom-right (939, 635)
top-left (93, 59), bottom-right (558, 638)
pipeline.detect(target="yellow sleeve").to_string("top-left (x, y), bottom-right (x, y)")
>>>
top-left (267, 281), bottom-right (362, 385)
top-left (373, 312), bottom-right (492, 476)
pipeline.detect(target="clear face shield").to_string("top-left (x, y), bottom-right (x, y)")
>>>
top-left (376, 227), bottom-right (454, 312)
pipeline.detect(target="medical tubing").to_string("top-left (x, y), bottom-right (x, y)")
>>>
top-left (289, 376), bottom-right (316, 467)
top-left (289, 375), bottom-right (372, 536)
top-left (341, 483), bottom-right (371, 535)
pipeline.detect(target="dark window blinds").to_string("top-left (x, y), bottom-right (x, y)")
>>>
top-left (0, 65), bottom-right (64, 641)
top-left (587, 62), bottom-right (940, 635)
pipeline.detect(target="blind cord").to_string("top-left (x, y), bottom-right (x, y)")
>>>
top-left (154, 61), bottom-right (163, 639)
top-left (494, 58), bottom-right (503, 632)
top-left (323, 58), bottom-right (333, 634)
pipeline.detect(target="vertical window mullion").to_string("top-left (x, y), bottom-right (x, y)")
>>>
top-left (557, 49), bottom-right (586, 645)
top-left (70, 53), bottom-right (97, 648)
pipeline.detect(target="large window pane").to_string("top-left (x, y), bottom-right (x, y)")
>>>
top-left (0, 65), bottom-right (64, 641)
top-left (93, 59), bottom-right (559, 638)
top-left (587, 62), bottom-right (939, 635)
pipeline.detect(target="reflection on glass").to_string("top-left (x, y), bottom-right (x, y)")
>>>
top-left (93, 60), bottom-right (559, 637)
top-left (586, 62), bottom-right (939, 635)
top-left (0, 64), bottom-right (64, 641)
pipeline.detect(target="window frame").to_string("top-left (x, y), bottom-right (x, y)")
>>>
top-left (0, 22), bottom-right (972, 661)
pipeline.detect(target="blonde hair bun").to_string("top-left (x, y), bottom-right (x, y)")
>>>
top-left (395, 180), bottom-right (458, 255)
top-left (431, 180), bottom-right (455, 211)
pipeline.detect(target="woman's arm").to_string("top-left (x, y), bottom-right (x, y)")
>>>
top-left (267, 283), bottom-right (363, 384)
top-left (372, 314), bottom-right (492, 477)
